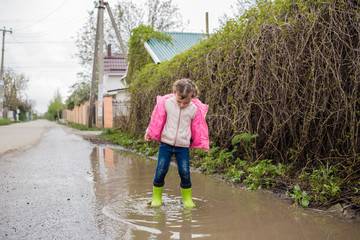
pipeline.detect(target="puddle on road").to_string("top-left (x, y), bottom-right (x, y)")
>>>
top-left (89, 147), bottom-right (360, 239)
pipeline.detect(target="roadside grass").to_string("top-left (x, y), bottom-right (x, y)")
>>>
top-left (61, 122), bottom-right (101, 131)
top-left (101, 128), bottom-right (158, 156)
top-left (0, 119), bottom-right (13, 125)
top-left (0, 118), bottom-right (23, 126)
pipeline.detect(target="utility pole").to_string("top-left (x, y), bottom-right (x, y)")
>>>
top-left (104, 2), bottom-right (127, 55)
top-left (88, 1), bottom-right (105, 127)
top-left (88, 1), bottom-right (127, 127)
top-left (0, 27), bottom-right (13, 120)
top-left (205, 12), bottom-right (209, 38)
top-left (97, 0), bottom-right (105, 128)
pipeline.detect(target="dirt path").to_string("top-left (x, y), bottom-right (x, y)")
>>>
top-left (0, 120), bottom-right (101, 157)
top-left (1, 125), bottom-right (110, 239)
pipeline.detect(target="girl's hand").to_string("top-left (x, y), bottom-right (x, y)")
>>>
top-left (144, 134), bottom-right (150, 142)
top-left (204, 149), bottom-right (210, 156)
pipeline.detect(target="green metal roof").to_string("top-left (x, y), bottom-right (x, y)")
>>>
top-left (144, 32), bottom-right (206, 64)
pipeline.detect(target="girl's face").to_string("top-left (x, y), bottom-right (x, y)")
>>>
top-left (175, 92), bottom-right (191, 109)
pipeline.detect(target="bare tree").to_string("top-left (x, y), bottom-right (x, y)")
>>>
top-left (111, 0), bottom-right (144, 46)
top-left (3, 68), bottom-right (29, 113)
top-left (108, 0), bottom-right (182, 51)
top-left (75, 0), bottom-right (183, 67)
top-left (219, 0), bottom-right (257, 28)
top-left (145, 0), bottom-right (182, 31)
top-left (74, 13), bottom-right (97, 72)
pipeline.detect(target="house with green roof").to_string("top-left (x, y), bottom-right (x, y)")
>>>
top-left (102, 32), bottom-right (206, 119)
top-left (144, 32), bottom-right (207, 64)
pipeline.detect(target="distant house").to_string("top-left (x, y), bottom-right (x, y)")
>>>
top-left (103, 44), bottom-right (129, 116)
top-left (144, 32), bottom-right (207, 64)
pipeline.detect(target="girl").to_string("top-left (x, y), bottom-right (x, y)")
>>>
top-left (145, 79), bottom-right (209, 208)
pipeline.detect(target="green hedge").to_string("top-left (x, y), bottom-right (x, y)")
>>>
top-left (125, 0), bottom-right (360, 207)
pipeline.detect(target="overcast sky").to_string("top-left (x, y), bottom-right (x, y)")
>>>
top-left (1, 0), bottom-right (241, 114)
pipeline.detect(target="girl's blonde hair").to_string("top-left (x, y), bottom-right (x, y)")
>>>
top-left (173, 79), bottom-right (199, 99)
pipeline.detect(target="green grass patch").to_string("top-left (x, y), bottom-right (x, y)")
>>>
top-left (101, 128), bottom-right (158, 156)
top-left (0, 118), bottom-right (13, 125)
top-left (64, 122), bottom-right (101, 131)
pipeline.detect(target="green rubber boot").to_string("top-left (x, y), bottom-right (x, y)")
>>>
top-left (181, 188), bottom-right (196, 208)
top-left (151, 186), bottom-right (163, 207)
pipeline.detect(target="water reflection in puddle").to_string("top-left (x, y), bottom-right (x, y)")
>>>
top-left (90, 146), bottom-right (360, 240)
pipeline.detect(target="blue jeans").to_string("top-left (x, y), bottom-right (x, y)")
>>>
top-left (153, 142), bottom-right (192, 189)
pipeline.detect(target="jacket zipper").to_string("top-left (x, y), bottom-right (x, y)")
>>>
top-left (174, 108), bottom-right (182, 146)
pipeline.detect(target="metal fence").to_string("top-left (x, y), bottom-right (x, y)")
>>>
top-left (112, 101), bottom-right (128, 117)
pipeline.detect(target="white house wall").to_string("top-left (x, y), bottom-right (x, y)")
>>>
top-left (103, 72), bottom-right (130, 116)
top-left (103, 74), bottom-right (126, 95)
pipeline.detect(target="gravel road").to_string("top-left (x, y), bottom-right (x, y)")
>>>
top-left (0, 120), bottom-right (101, 157)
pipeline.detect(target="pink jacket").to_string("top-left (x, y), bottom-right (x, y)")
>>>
top-left (146, 94), bottom-right (210, 150)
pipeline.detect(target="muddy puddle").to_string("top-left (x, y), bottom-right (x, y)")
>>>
top-left (90, 146), bottom-right (360, 240)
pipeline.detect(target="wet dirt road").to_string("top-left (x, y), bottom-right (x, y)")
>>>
top-left (0, 120), bottom-right (54, 156)
top-left (1, 123), bottom-right (360, 239)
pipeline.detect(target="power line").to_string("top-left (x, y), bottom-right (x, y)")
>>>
top-left (11, 15), bottom-right (85, 38)
top-left (7, 41), bottom-right (74, 44)
top-left (14, 0), bottom-right (69, 31)
top-left (10, 4), bottom-right (96, 39)
top-left (9, 35), bottom-right (76, 47)
top-left (6, 64), bottom-right (81, 68)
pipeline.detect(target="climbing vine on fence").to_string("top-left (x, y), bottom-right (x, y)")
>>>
top-left (126, 25), bottom-right (172, 84)
top-left (125, 0), bottom-right (360, 208)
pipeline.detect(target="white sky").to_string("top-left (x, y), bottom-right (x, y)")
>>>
top-left (0, 0), bottom-right (240, 114)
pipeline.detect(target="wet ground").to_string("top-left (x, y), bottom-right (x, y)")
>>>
top-left (1, 124), bottom-right (360, 239)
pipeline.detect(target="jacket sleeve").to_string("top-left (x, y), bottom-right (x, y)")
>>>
top-left (146, 97), bottom-right (165, 142)
top-left (190, 100), bottom-right (209, 150)
top-left (146, 94), bottom-right (173, 142)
